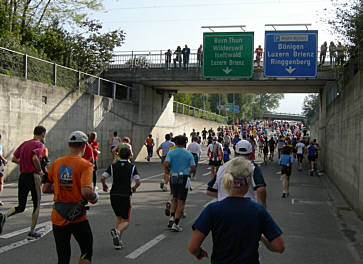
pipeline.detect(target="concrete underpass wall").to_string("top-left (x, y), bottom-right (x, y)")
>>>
top-left (312, 71), bottom-right (363, 218)
top-left (0, 75), bottom-right (223, 180)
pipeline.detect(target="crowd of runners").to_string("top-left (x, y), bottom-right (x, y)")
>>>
top-left (0, 119), bottom-right (320, 263)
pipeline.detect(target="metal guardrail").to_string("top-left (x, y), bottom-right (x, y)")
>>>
top-left (173, 101), bottom-right (227, 124)
top-left (0, 46), bottom-right (131, 101)
top-left (109, 49), bottom-right (338, 69)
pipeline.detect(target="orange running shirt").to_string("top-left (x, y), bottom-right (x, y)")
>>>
top-left (47, 154), bottom-right (93, 226)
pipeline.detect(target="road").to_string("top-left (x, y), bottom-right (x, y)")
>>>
top-left (0, 147), bottom-right (362, 264)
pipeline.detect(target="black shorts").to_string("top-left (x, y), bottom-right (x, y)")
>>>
top-left (297, 154), bottom-right (304, 162)
top-left (308, 156), bottom-right (316, 162)
top-left (110, 196), bottom-right (131, 219)
top-left (281, 165), bottom-right (292, 176)
top-left (263, 148), bottom-right (269, 155)
top-left (170, 175), bottom-right (189, 201)
top-left (209, 160), bottom-right (222, 166)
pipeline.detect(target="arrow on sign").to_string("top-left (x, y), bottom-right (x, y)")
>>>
top-left (285, 66), bottom-right (296, 74)
top-left (223, 67), bottom-right (232, 74)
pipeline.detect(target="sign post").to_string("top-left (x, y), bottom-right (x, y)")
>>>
top-left (203, 32), bottom-right (254, 78)
top-left (264, 30), bottom-right (318, 78)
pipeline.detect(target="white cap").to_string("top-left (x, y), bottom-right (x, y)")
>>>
top-left (68, 131), bottom-right (88, 143)
top-left (235, 140), bottom-right (252, 155)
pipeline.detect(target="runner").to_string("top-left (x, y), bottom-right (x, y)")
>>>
top-left (187, 137), bottom-right (201, 180)
top-left (109, 131), bottom-right (121, 162)
top-left (0, 126), bottom-right (46, 238)
top-left (277, 135), bottom-right (285, 159)
top-left (42, 130), bottom-right (98, 263)
top-left (263, 137), bottom-right (269, 165)
top-left (279, 146), bottom-right (294, 198)
top-left (156, 134), bottom-right (175, 191)
top-left (164, 135), bottom-right (195, 232)
top-left (206, 140), bottom-right (267, 208)
top-left (144, 134), bottom-right (154, 162)
top-left (207, 136), bottom-right (223, 180)
top-left (296, 139), bottom-right (306, 170)
top-left (113, 137), bottom-right (133, 161)
top-left (201, 128), bottom-right (208, 145)
top-left (307, 140), bottom-right (318, 176)
top-left (101, 147), bottom-right (141, 249)
top-left (0, 133), bottom-right (8, 206)
top-left (268, 136), bottom-right (276, 161)
top-left (89, 132), bottom-right (100, 191)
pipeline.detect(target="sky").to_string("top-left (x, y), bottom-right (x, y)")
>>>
top-left (90, 0), bottom-right (341, 114)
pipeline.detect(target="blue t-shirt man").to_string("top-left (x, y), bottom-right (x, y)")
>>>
top-left (193, 197), bottom-right (282, 264)
top-left (165, 147), bottom-right (195, 176)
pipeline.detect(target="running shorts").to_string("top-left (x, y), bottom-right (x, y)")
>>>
top-left (110, 196), bottom-right (131, 220)
top-left (297, 154), bottom-right (304, 162)
top-left (209, 160), bottom-right (222, 166)
top-left (281, 165), bottom-right (292, 176)
top-left (308, 156), bottom-right (316, 162)
top-left (170, 175), bottom-right (189, 201)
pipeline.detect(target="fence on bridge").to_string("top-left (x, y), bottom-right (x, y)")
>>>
top-left (0, 46), bottom-right (131, 101)
top-left (110, 49), bottom-right (332, 69)
top-left (173, 101), bottom-right (227, 124)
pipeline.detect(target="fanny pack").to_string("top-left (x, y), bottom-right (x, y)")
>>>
top-left (53, 200), bottom-right (89, 221)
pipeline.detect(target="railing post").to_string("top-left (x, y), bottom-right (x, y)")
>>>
top-left (160, 50), bottom-right (162, 68)
top-left (182, 104), bottom-right (184, 114)
top-left (131, 51), bottom-right (134, 68)
top-left (77, 71), bottom-right (81, 90)
top-left (97, 78), bottom-right (101, 95)
top-left (23, 54), bottom-right (28, 79)
top-left (112, 83), bottom-right (116, 100)
top-left (53, 63), bottom-right (57, 86)
top-left (126, 86), bottom-right (130, 101)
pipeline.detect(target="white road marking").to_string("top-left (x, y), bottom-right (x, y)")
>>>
top-left (291, 198), bottom-right (295, 205)
top-left (203, 198), bottom-right (217, 208)
top-left (202, 172), bottom-right (210, 176)
top-left (0, 221), bottom-right (51, 239)
top-left (125, 234), bottom-right (166, 259)
top-left (3, 183), bottom-right (17, 187)
top-left (0, 222), bottom-right (52, 254)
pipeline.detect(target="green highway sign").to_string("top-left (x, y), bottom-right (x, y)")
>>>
top-left (203, 32), bottom-right (254, 78)
top-left (226, 103), bottom-right (234, 112)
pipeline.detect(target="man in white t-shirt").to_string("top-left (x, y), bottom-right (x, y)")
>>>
top-left (296, 140), bottom-right (306, 170)
top-left (206, 140), bottom-right (267, 207)
top-left (187, 137), bottom-right (201, 179)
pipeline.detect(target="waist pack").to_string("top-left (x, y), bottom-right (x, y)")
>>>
top-left (53, 200), bottom-right (89, 221)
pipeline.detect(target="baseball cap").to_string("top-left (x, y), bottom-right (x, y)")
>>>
top-left (235, 140), bottom-right (252, 155)
top-left (68, 131), bottom-right (88, 143)
top-left (212, 136), bottom-right (218, 141)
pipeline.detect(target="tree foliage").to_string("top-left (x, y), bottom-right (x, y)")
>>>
top-left (326, 0), bottom-right (363, 54)
top-left (0, 0), bottom-right (125, 73)
top-left (302, 94), bottom-right (320, 125)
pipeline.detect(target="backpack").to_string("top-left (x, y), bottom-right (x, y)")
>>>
top-left (212, 142), bottom-right (219, 158)
top-left (308, 145), bottom-right (316, 157)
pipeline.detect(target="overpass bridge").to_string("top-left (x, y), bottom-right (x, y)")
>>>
top-left (103, 50), bottom-right (337, 94)
top-left (262, 112), bottom-right (307, 123)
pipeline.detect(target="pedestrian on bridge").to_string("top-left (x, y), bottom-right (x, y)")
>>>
top-left (329, 41), bottom-right (336, 67)
top-left (165, 49), bottom-right (172, 69)
top-left (173, 46), bottom-right (182, 68)
top-left (319, 41), bottom-right (328, 66)
top-left (197, 44), bottom-right (203, 67)
top-left (182, 44), bottom-right (190, 69)
top-left (189, 158), bottom-right (284, 262)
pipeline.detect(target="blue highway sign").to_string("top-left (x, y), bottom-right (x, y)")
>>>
top-left (264, 30), bottom-right (318, 78)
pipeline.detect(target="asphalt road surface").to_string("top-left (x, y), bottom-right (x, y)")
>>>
top-left (0, 147), bottom-right (362, 264)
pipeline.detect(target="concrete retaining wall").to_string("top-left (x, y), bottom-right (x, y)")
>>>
top-left (0, 74), bottom-right (222, 181)
top-left (312, 71), bottom-right (363, 218)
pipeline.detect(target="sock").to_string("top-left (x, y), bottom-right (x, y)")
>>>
top-left (171, 212), bottom-right (175, 217)
top-left (174, 218), bottom-right (180, 225)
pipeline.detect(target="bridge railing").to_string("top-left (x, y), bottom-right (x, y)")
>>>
top-left (263, 112), bottom-right (305, 117)
top-left (173, 101), bottom-right (227, 124)
top-left (109, 49), bottom-right (335, 69)
top-left (0, 46), bottom-right (131, 101)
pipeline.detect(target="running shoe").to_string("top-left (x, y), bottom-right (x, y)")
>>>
top-left (160, 182), bottom-right (164, 191)
top-left (0, 213), bottom-right (6, 234)
top-left (27, 230), bottom-right (41, 240)
top-left (281, 193), bottom-right (286, 198)
top-left (0, 201), bottom-right (3, 206)
top-left (165, 202), bottom-right (171, 216)
top-left (168, 216), bottom-right (175, 228)
top-left (111, 228), bottom-right (121, 249)
top-left (162, 184), bottom-right (168, 192)
top-left (171, 223), bottom-right (183, 232)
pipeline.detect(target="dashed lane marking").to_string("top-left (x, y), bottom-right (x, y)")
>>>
top-left (202, 172), bottom-right (210, 176)
top-left (203, 198), bottom-right (217, 208)
top-left (141, 173), bottom-right (164, 181)
top-left (125, 234), bottom-right (166, 259)
top-left (0, 221), bottom-right (51, 239)
top-left (0, 222), bottom-right (52, 255)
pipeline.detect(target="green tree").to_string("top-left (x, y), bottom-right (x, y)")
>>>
top-left (302, 94), bottom-right (320, 125)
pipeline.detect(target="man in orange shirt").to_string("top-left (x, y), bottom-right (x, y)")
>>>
top-left (42, 131), bottom-right (99, 264)
top-left (144, 134), bottom-right (154, 162)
